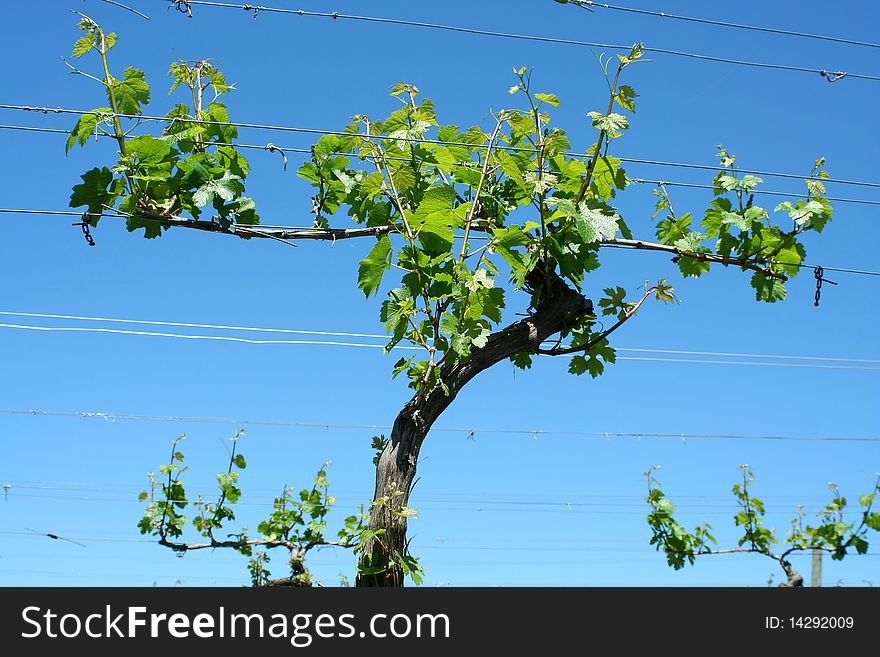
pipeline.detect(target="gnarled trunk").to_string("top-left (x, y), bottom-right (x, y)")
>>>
top-left (356, 268), bottom-right (591, 586)
top-left (778, 558), bottom-right (804, 588)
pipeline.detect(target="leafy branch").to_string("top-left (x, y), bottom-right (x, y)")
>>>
top-left (645, 466), bottom-right (880, 587)
top-left (535, 278), bottom-right (676, 361)
top-left (346, 483), bottom-right (425, 586)
top-left (66, 14), bottom-right (258, 238)
top-left (138, 432), bottom-right (363, 587)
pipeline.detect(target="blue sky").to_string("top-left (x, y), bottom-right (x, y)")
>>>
top-left (0, 0), bottom-right (878, 586)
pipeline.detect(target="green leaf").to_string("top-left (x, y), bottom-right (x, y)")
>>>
top-left (672, 231), bottom-right (705, 252)
top-left (776, 199), bottom-right (824, 226)
top-left (390, 82), bottom-right (417, 97)
top-left (714, 174), bottom-right (740, 192)
top-left (656, 212), bottom-right (692, 245)
top-left (229, 196), bottom-right (259, 225)
top-left (621, 42), bottom-right (646, 64)
top-left (701, 197), bottom-right (732, 238)
top-left (491, 226), bottom-right (531, 283)
top-left (740, 175), bottom-right (763, 192)
top-left (598, 286), bottom-right (628, 318)
top-left (852, 536), bottom-right (868, 555)
top-left (72, 34), bottom-right (96, 58)
top-left (357, 235), bottom-right (392, 298)
top-left (772, 241), bottom-right (805, 277)
top-left (389, 165), bottom-right (416, 194)
top-left (232, 454), bottom-right (247, 469)
top-left (652, 278), bottom-right (676, 303)
top-left (110, 67), bottom-right (150, 115)
top-left (137, 516), bottom-right (153, 535)
top-left (586, 111), bottom-right (629, 138)
top-left (678, 256), bottom-right (711, 279)
top-left (568, 338), bottom-right (616, 378)
top-left (360, 172), bottom-right (385, 200)
top-left (127, 135), bottom-right (174, 169)
top-left (411, 186), bottom-right (458, 252)
top-left (716, 146), bottom-right (736, 168)
top-left (751, 273), bottom-right (786, 303)
top-left (203, 64), bottom-right (231, 95)
top-left (615, 85), bottom-right (638, 112)
top-left (69, 166), bottom-right (121, 217)
top-left (437, 125), bottom-right (460, 143)
top-left (379, 287), bottom-right (414, 346)
top-left (215, 146), bottom-right (250, 177)
top-left (193, 170), bottom-right (243, 207)
top-left (391, 357), bottom-right (414, 380)
top-left (743, 204), bottom-right (767, 224)
top-left (568, 355), bottom-right (590, 376)
top-left (65, 109), bottom-right (110, 153)
top-left (721, 211), bottom-right (751, 231)
top-left (590, 156), bottom-right (627, 200)
top-left (535, 92), bottom-right (560, 107)
top-left (417, 215), bottom-right (456, 254)
top-left (204, 102), bottom-right (237, 143)
top-left (416, 185), bottom-right (456, 216)
top-left (216, 471), bottom-right (239, 489)
top-left (496, 151), bottom-right (527, 189)
top-left (551, 197), bottom-right (620, 243)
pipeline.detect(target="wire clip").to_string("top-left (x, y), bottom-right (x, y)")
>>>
top-left (212, 214), bottom-right (235, 233)
top-left (170, 1), bottom-right (192, 18)
top-left (73, 213), bottom-right (96, 247)
top-left (264, 143), bottom-right (288, 171)
top-left (819, 69), bottom-right (848, 83)
top-left (813, 265), bottom-right (837, 307)
top-left (242, 4), bottom-right (265, 19)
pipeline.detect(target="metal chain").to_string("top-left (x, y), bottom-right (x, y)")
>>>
top-left (814, 266), bottom-right (837, 307)
top-left (74, 214), bottom-right (96, 247)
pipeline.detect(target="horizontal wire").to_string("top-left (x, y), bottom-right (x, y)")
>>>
top-left (4, 207), bottom-right (880, 278)
top-left (618, 356), bottom-right (880, 371)
top-left (177, 1), bottom-right (880, 82)
top-left (1, 107), bottom-right (878, 189)
top-left (603, 242), bottom-right (880, 278)
top-left (2, 528), bottom-right (878, 555)
top-left (0, 568), bottom-right (247, 583)
top-left (0, 322), bottom-right (410, 349)
top-left (0, 529), bottom-right (152, 544)
top-left (3, 122), bottom-right (879, 206)
top-left (99, 0), bottom-right (151, 20)
top-left (812, 265), bottom-right (880, 277)
top-left (2, 310), bottom-right (879, 364)
top-left (1, 321), bottom-right (879, 371)
top-left (1, 482), bottom-right (834, 505)
top-left (0, 310), bottom-right (394, 339)
top-left (0, 311), bottom-right (390, 339)
top-left (0, 492), bottom-right (845, 516)
top-left (628, 178), bottom-right (880, 207)
top-left (0, 529), bottom-right (642, 552)
top-left (2, 408), bottom-right (877, 442)
top-left (564, 1), bottom-right (880, 50)
top-left (0, 207), bottom-right (495, 242)
top-left (616, 347), bottom-right (880, 365)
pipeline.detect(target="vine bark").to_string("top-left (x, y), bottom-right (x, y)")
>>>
top-left (356, 265), bottom-right (592, 586)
